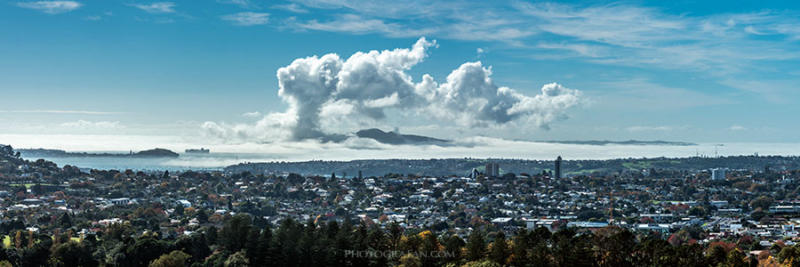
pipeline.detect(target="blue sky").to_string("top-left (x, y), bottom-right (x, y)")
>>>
top-left (2, 0), bottom-right (800, 151)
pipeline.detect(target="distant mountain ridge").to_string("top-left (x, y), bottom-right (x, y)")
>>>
top-left (538, 140), bottom-right (697, 146)
top-left (226, 155), bottom-right (800, 177)
top-left (355, 128), bottom-right (450, 145)
top-left (18, 148), bottom-right (180, 158)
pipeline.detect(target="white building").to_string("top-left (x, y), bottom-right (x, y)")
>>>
top-left (711, 168), bottom-right (727, 180)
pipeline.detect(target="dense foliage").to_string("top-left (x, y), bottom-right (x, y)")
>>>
top-left (0, 213), bottom-right (782, 266)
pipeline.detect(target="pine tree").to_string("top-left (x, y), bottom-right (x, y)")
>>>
top-left (528, 227), bottom-right (552, 267)
top-left (244, 228), bottom-right (261, 265)
top-left (205, 226), bottom-right (218, 246)
top-left (489, 231), bottom-right (509, 265)
top-left (367, 225), bottom-right (389, 267)
top-left (219, 214), bottom-right (252, 252)
top-left (332, 219), bottom-right (354, 267)
top-left (509, 229), bottom-right (529, 267)
top-left (258, 224), bottom-right (273, 266)
top-left (466, 230), bottom-right (486, 261)
top-left (351, 223), bottom-right (370, 267)
top-left (296, 219), bottom-right (318, 267)
top-left (443, 235), bottom-right (465, 265)
top-left (420, 230), bottom-right (440, 267)
top-left (389, 222), bottom-right (403, 250)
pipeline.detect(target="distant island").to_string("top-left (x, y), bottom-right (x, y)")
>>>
top-left (185, 148), bottom-right (210, 154)
top-left (537, 140), bottom-right (697, 146)
top-left (352, 130), bottom-right (692, 147)
top-left (18, 148), bottom-right (180, 158)
top-left (355, 128), bottom-right (450, 145)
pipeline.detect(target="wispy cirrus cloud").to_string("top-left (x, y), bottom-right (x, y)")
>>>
top-left (60, 120), bottom-right (123, 129)
top-left (729, 125), bottom-right (747, 131)
top-left (242, 111), bottom-right (261, 118)
top-left (0, 110), bottom-right (121, 115)
top-left (626, 125), bottom-right (673, 132)
top-left (17, 1), bottom-right (81, 14)
top-left (273, 3), bottom-right (308, 13)
top-left (217, 0), bottom-right (255, 9)
top-left (222, 12), bottom-right (269, 26)
top-left (718, 79), bottom-right (800, 104)
top-left (591, 78), bottom-right (735, 111)
top-left (297, 14), bottom-right (433, 37)
top-left (85, 11), bottom-right (112, 21)
top-left (536, 42), bottom-right (606, 58)
top-left (512, 2), bottom-right (800, 73)
top-left (130, 2), bottom-right (175, 13)
top-left (288, 1), bottom-right (534, 43)
top-left (281, 1), bottom-right (800, 103)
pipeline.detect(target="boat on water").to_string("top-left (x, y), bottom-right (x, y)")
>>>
top-left (185, 148), bottom-right (210, 154)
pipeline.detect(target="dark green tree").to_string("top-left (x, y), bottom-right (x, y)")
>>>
top-left (256, 224), bottom-right (272, 266)
top-left (244, 228), bottom-right (261, 265)
top-left (50, 241), bottom-right (99, 267)
top-left (205, 226), bottom-right (218, 246)
top-left (488, 231), bottom-right (509, 265)
top-left (443, 235), bottom-right (465, 265)
top-left (420, 231), bottom-right (441, 267)
top-left (509, 229), bottom-right (529, 267)
top-left (466, 230), bottom-right (486, 261)
top-left (219, 214), bottom-right (252, 252)
top-left (125, 236), bottom-right (167, 267)
top-left (725, 249), bottom-right (748, 267)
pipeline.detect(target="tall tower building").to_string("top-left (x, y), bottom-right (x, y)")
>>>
top-left (555, 156), bottom-right (562, 179)
top-left (485, 163), bottom-right (499, 177)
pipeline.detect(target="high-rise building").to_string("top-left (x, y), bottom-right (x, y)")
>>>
top-left (485, 163), bottom-right (499, 177)
top-left (711, 168), bottom-right (726, 180)
top-left (555, 156), bottom-right (562, 179)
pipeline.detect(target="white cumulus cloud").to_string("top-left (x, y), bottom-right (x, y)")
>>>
top-left (204, 38), bottom-right (583, 143)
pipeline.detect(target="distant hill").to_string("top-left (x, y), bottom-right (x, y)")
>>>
top-left (18, 148), bottom-right (179, 158)
top-left (134, 148), bottom-right (180, 157)
top-left (355, 128), bottom-right (450, 145)
top-left (538, 140), bottom-right (697, 146)
top-left (226, 155), bottom-right (800, 177)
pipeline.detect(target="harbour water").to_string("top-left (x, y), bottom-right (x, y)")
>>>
top-left (15, 141), bottom-right (800, 171)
